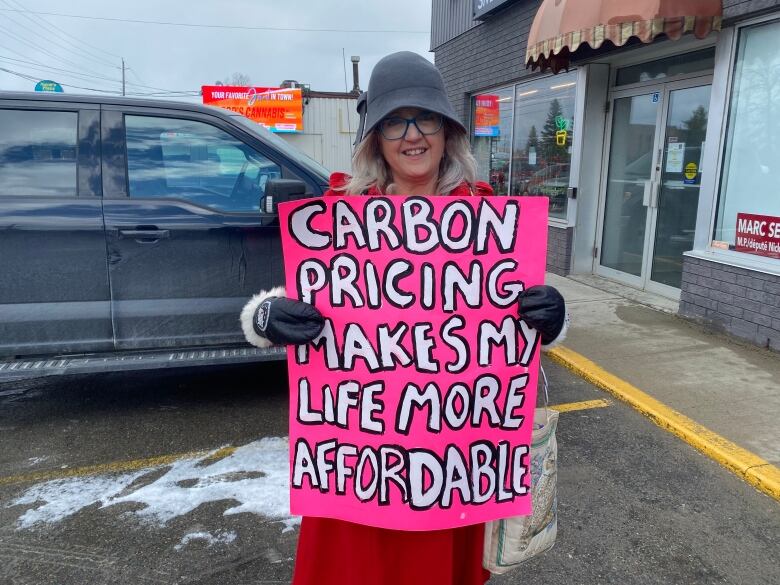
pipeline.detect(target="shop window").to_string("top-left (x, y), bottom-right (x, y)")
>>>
top-left (714, 19), bottom-right (780, 261)
top-left (510, 71), bottom-right (577, 219)
top-left (615, 48), bottom-right (715, 86)
top-left (471, 87), bottom-right (513, 196)
top-left (470, 72), bottom-right (578, 219)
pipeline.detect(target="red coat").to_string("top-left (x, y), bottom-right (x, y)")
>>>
top-left (292, 173), bottom-right (493, 585)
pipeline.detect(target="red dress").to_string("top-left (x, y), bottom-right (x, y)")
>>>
top-left (292, 174), bottom-right (494, 585)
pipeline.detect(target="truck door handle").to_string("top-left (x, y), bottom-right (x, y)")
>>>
top-left (118, 229), bottom-right (170, 242)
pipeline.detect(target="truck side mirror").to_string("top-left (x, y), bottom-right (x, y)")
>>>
top-left (261, 178), bottom-right (307, 215)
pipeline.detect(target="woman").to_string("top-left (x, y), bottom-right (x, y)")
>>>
top-left (240, 51), bottom-right (568, 585)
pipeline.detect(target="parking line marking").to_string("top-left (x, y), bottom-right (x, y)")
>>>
top-left (551, 398), bottom-right (611, 413)
top-left (197, 445), bottom-right (238, 465)
top-left (0, 449), bottom-right (220, 487)
top-left (548, 345), bottom-right (780, 502)
top-left (0, 399), bottom-right (610, 488)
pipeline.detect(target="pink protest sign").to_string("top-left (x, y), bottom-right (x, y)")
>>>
top-left (279, 195), bottom-right (549, 531)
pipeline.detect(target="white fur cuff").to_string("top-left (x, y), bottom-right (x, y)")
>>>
top-left (240, 286), bottom-right (287, 348)
top-left (541, 312), bottom-right (570, 351)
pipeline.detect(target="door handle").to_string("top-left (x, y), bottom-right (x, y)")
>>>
top-left (642, 180), bottom-right (661, 208)
top-left (118, 229), bottom-right (170, 242)
top-left (649, 182), bottom-right (660, 209)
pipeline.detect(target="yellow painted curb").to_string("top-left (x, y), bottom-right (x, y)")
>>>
top-left (548, 345), bottom-right (780, 502)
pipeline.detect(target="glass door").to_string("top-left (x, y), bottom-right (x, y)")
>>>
top-left (598, 90), bottom-right (662, 285)
top-left (597, 80), bottom-right (711, 296)
top-left (647, 84), bottom-right (712, 292)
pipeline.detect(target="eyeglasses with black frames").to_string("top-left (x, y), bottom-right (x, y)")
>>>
top-left (378, 111), bottom-right (444, 140)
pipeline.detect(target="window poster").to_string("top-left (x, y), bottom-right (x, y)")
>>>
top-left (666, 142), bottom-right (685, 173)
top-left (474, 94), bottom-right (500, 137)
top-left (735, 213), bottom-right (780, 259)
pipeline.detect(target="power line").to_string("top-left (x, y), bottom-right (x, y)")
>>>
top-left (124, 77), bottom-right (198, 94)
top-left (127, 91), bottom-right (201, 97)
top-left (0, 55), bottom-right (203, 95)
top-left (127, 67), bottom-right (146, 85)
top-left (0, 0), bottom-right (119, 68)
top-left (0, 41), bottom-right (51, 69)
top-left (0, 47), bottom-right (195, 93)
top-left (0, 2), bottom-right (182, 96)
top-left (0, 54), bottom-right (139, 91)
top-left (0, 7), bottom-right (115, 74)
top-left (1, 0), bottom-right (121, 60)
top-left (1, 64), bottom-right (202, 97)
top-left (0, 7), bottom-right (429, 33)
top-left (0, 54), bottom-right (123, 84)
top-left (0, 21), bottom-right (114, 80)
top-left (0, 4), bottom-right (164, 94)
top-left (0, 65), bottom-right (118, 93)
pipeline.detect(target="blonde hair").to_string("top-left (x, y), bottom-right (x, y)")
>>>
top-left (339, 120), bottom-right (478, 195)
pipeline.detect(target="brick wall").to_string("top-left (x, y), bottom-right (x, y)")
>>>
top-left (679, 256), bottom-right (780, 351)
top-left (433, 1), bottom-right (573, 274)
top-left (722, 0), bottom-right (780, 21)
top-left (433, 0), bottom-right (542, 124)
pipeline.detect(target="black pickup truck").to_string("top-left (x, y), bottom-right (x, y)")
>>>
top-left (0, 92), bottom-right (330, 380)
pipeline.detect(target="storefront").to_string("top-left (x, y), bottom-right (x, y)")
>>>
top-left (472, 72), bottom-right (577, 214)
top-left (431, 0), bottom-right (779, 349)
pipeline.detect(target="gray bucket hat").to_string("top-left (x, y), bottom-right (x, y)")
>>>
top-left (354, 51), bottom-right (465, 146)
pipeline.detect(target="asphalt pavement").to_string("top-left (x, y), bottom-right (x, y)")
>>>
top-left (549, 273), bottom-right (780, 498)
top-left (0, 358), bottom-right (778, 585)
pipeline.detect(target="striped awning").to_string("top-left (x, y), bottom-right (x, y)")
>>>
top-left (526, 0), bottom-right (722, 73)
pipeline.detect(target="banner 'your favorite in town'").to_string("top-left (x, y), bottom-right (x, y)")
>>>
top-left (279, 195), bottom-right (548, 530)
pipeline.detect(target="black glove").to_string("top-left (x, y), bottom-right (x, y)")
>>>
top-left (253, 296), bottom-right (325, 345)
top-left (518, 285), bottom-right (566, 345)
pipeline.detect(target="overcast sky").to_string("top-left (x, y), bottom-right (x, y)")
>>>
top-left (0, 0), bottom-right (433, 101)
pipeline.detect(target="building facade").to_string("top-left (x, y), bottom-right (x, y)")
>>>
top-left (281, 91), bottom-right (359, 174)
top-left (431, 0), bottom-right (780, 350)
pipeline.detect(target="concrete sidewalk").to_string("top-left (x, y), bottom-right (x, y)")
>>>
top-left (546, 273), bottom-right (780, 497)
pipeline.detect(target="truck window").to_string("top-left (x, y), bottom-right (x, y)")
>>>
top-left (0, 109), bottom-right (77, 197)
top-left (125, 115), bottom-right (281, 213)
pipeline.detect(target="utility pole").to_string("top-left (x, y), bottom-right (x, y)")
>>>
top-left (121, 58), bottom-right (126, 96)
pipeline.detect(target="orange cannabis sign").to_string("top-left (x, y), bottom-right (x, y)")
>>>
top-left (202, 85), bottom-right (303, 133)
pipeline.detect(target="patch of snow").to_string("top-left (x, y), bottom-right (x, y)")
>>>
top-left (174, 530), bottom-right (237, 551)
top-left (9, 437), bottom-right (300, 532)
top-left (13, 471), bottom-right (146, 529)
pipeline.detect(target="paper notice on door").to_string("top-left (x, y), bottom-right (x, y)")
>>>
top-left (666, 142), bottom-right (685, 173)
top-left (528, 147), bottom-right (537, 165)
